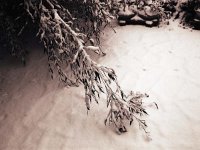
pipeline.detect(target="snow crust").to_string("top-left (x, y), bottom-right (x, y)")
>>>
top-left (0, 21), bottom-right (200, 150)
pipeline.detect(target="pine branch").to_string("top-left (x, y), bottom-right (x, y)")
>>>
top-left (23, 0), bottom-right (157, 134)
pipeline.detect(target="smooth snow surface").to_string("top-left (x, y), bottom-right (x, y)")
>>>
top-left (1, 22), bottom-right (200, 150)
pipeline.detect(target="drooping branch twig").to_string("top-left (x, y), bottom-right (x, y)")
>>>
top-left (23, 0), bottom-right (157, 134)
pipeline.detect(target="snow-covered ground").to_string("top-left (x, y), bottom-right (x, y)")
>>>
top-left (0, 21), bottom-right (200, 150)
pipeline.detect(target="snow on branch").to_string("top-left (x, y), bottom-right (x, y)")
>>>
top-left (24, 0), bottom-right (157, 134)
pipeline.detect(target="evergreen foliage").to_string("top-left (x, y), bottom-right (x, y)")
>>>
top-left (7, 0), bottom-right (200, 134)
